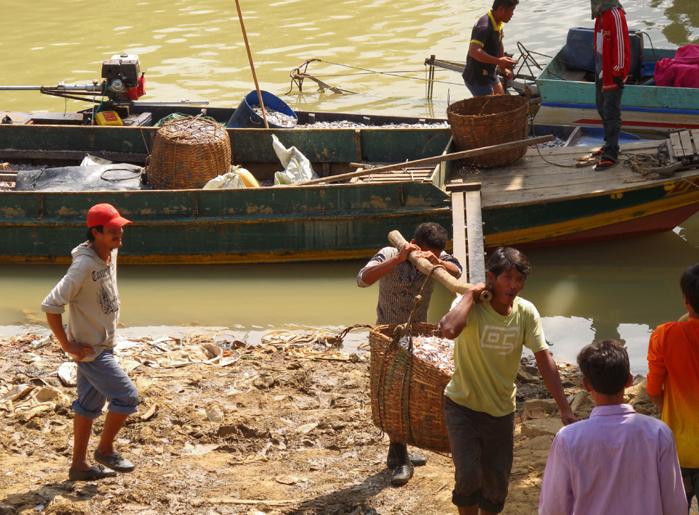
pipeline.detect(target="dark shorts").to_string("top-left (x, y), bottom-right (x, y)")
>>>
top-left (682, 468), bottom-right (699, 505)
top-left (443, 396), bottom-right (514, 514)
top-left (464, 77), bottom-right (501, 97)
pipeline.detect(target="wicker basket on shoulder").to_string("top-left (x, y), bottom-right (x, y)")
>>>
top-left (369, 323), bottom-right (452, 453)
top-left (146, 116), bottom-right (231, 189)
top-left (446, 95), bottom-right (529, 168)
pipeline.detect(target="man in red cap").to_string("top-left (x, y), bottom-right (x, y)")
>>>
top-left (42, 203), bottom-right (138, 481)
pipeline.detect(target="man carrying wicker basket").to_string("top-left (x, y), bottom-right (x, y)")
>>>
top-left (439, 247), bottom-right (575, 514)
top-left (358, 222), bottom-right (462, 487)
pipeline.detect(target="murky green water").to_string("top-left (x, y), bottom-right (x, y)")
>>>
top-left (1, 0), bottom-right (697, 115)
top-left (1, 0), bottom-right (698, 371)
top-left (3, 215), bottom-right (698, 372)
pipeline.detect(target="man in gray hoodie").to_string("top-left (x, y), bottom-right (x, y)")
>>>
top-left (42, 203), bottom-right (138, 481)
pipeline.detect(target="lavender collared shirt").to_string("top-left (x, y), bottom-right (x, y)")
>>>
top-left (539, 404), bottom-right (687, 515)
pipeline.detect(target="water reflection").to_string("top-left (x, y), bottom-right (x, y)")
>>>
top-left (650, 0), bottom-right (699, 45)
top-left (2, 0), bottom-right (696, 116)
top-left (3, 217), bottom-right (696, 373)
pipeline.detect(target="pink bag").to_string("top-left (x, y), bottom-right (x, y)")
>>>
top-left (654, 44), bottom-right (699, 88)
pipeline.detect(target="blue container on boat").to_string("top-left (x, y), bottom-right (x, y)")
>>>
top-left (226, 90), bottom-right (297, 129)
top-left (564, 27), bottom-right (643, 81)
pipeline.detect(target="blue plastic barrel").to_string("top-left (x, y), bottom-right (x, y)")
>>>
top-left (226, 90), bottom-right (297, 128)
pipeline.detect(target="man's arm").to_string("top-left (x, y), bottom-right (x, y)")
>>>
top-left (646, 329), bottom-right (667, 411)
top-left (42, 259), bottom-right (92, 361)
top-left (658, 432), bottom-right (689, 514)
top-left (45, 312), bottom-right (91, 361)
top-left (438, 283), bottom-right (486, 339)
top-left (538, 434), bottom-right (574, 515)
top-left (534, 349), bottom-right (576, 425)
top-left (468, 43), bottom-right (515, 69)
top-left (358, 243), bottom-right (419, 286)
top-left (436, 255), bottom-right (461, 279)
top-left (414, 250), bottom-right (462, 279)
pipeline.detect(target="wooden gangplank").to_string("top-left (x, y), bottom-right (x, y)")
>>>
top-left (447, 181), bottom-right (486, 284)
top-left (668, 129), bottom-right (699, 160)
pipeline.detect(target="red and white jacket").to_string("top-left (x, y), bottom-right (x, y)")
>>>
top-left (594, 7), bottom-right (631, 90)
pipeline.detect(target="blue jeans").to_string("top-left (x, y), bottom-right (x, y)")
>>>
top-left (465, 77), bottom-right (501, 97)
top-left (595, 78), bottom-right (623, 161)
top-left (73, 350), bottom-right (139, 419)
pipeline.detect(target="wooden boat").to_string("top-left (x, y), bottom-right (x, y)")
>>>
top-left (0, 122), bottom-right (453, 264)
top-left (1, 117), bottom-right (696, 265)
top-left (0, 101), bottom-right (447, 128)
top-left (535, 45), bottom-right (699, 132)
top-left (443, 135), bottom-right (699, 248)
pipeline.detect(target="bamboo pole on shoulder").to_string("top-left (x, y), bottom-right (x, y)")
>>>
top-left (233, 0), bottom-right (269, 129)
top-left (388, 230), bottom-right (491, 301)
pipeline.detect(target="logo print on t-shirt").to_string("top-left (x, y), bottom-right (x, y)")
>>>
top-left (98, 286), bottom-right (119, 315)
top-left (481, 325), bottom-right (518, 355)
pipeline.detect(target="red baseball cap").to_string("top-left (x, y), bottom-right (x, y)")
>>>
top-left (86, 203), bottom-right (132, 230)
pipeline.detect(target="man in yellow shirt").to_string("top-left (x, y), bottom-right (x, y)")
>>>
top-left (439, 247), bottom-right (575, 514)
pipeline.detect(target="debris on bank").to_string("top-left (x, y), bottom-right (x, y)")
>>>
top-left (0, 328), bottom-right (659, 515)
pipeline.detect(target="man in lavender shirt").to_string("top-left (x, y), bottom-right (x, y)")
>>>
top-left (539, 339), bottom-right (687, 515)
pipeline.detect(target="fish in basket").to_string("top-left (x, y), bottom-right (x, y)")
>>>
top-left (369, 322), bottom-right (455, 453)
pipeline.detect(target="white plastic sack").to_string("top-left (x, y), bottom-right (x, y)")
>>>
top-left (203, 171), bottom-right (245, 190)
top-left (271, 134), bottom-right (318, 185)
top-left (80, 154), bottom-right (113, 166)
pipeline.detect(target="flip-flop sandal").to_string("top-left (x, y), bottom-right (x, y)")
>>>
top-left (593, 158), bottom-right (617, 172)
top-left (94, 450), bottom-right (136, 473)
top-left (68, 464), bottom-right (116, 481)
top-left (576, 156), bottom-right (598, 167)
top-left (576, 149), bottom-right (604, 162)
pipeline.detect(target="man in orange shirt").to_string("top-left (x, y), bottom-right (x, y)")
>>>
top-left (647, 263), bottom-right (699, 509)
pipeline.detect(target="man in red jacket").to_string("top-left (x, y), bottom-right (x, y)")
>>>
top-left (592, 0), bottom-right (630, 171)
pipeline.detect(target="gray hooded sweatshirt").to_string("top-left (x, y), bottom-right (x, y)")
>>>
top-left (41, 242), bottom-right (120, 361)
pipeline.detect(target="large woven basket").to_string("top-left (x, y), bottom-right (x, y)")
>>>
top-left (147, 116), bottom-right (231, 189)
top-left (446, 95), bottom-right (529, 168)
top-left (369, 323), bottom-right (452, 453)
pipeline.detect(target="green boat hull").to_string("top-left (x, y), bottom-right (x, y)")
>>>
top-left (1, 124), bottom-right (697, 264)
top-left (536, 47), bottom-right (699, 131)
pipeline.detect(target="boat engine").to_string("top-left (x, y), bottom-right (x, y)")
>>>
top-left (101, 54), bottom-right (145, 103)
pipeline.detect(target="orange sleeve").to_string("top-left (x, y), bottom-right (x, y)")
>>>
top-left (646, 326), bottom-right (667, 397)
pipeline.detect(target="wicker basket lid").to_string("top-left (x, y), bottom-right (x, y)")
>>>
top-left (147, 116), bottom-right (232, 190)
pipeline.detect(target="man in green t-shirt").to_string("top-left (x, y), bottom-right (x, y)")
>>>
top-left (439, 247), bottom-right (575, 514)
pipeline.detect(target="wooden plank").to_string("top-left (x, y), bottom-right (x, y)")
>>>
top-left (679, 130), bottom-right (695, 157)
top-left (465, 189), bottom-right (486, 284)
top-left (670, 132), bottom-right (685, 158)
top-left (446, 181), bottom-right (483, 193)
top-left (666, 138), bottom-right (676, 162)
top-left (690, 130), bottom-right (699, 156)
top-left (304, 135), bottom-right (555, 185)
top-left (451, 191), bottom-right (468, 280)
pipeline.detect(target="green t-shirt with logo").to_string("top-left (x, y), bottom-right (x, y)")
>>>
top-left (445, 296), bottom-right (548, 417)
